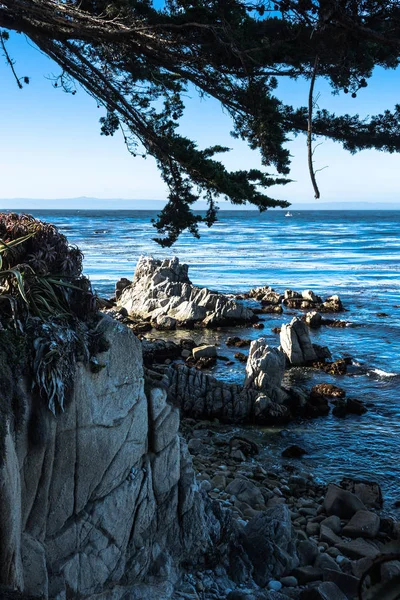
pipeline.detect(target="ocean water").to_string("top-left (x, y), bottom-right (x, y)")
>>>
top-left (26, 209), bottom-right (400, 509)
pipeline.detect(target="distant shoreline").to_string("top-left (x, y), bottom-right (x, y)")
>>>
top-left (0, 206), bottom-right (400, 213)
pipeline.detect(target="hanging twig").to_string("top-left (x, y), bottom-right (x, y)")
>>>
top-left (308, 55), bottom-right (320, 199)
top-left (0, 31), bottom-right (22, 88)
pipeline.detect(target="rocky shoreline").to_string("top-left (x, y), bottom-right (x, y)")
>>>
top-left (101, 255), bottom-right (400, 600)
top-left (1, 246), bottom-right (398, 600)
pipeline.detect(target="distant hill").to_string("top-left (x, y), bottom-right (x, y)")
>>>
top-left (0, 197), bottom-right (399, 210)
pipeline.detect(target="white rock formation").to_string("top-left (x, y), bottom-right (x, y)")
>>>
top-left (244, 339), bottom-right (287, 403)
top-left (280, 317), bottom-right (318, 365)
top-left (118, 256), bottom-right (254, 327)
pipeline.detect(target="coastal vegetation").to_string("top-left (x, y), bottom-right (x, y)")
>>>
top-left (0, 214), bottom-right (101, 464)
top-left (0, 1), bottom-right (399, 244)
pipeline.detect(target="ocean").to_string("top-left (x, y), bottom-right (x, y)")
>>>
top-left (25, 208), bottom-right (400, 509)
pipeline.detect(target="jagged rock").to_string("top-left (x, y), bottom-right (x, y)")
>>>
top-left (0, 316), bottom-right (216, 599)
top-left (312, 344), bottom-right (332, 361)
top-left (305, 311), bottom-right (322, 328)
top-left (244, 339), bottom-right (286, 401)
top-left (324, 484), bottom-right (366, 519)
top-left (240, 505), bottom-right (299, 586)
top-left (280, 318), bottom-right (318, 365)
top-left (285, 289), bottom-right (302, 300)
top-left (312, 384), bottom-right (346, 399)
top-left (115, 277), bottom-right (132, 300)
top-left (321, 296), bottom-right (344, 313)
top-left (302, 290), bottom-right (322, 303)
top-left (118, 256), bottom-right (255, 328)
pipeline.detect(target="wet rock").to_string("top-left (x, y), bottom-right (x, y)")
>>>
top-left (302, 290), bottom-right (321, 303)
top-left (253, 323), bottom-right (265, 330)
top-left (272, 327), bottom-right (282, 334)
top-left (299, 581), bottom-right (347, 600)
top-left (285, 290), bottom-right (302, 300)
top-left (241, 505), bottom-right (299, 586)
top-left (118, 256), bottom-right (255, 328)
top-left (304, 391), bottom-right (330, 418)
top-left (268, 580), bottom-right (283, 591)
top-left (227, 337), bottom-right (251, 348)
top-left (305, 311), bottom-right (322, 328)
top-left (280, 318), bottom-right (318, 365)
top-left (345, 398), bottom-right (368, 415)
top-left (282, 445), bottom-right (308, 459)
top-left (320, 296), bottom-right (344, 313)
top-left (192, 345), bottom-right (217, 360)
top-left (342, 510), bottom-right (380, 539)
top-left (313, 344), bottom-right (333, 362)
top-left (261, 305), bottom-right (283, 314)
top-left (324, 484), bottom-right (366, 519)
top-left (340, 478), bottom-right (383, 510)
top-left (235, 352), bottom-right (248, 362)
top-left (311, 384), bottom-right (345, 399)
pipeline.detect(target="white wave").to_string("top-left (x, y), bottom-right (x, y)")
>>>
top-left (369, 368), bottom-right (398, 378)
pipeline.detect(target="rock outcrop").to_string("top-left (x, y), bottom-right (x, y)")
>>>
top-left (118, 256), bottom-right (255, 328)
top-left (280, 318), bottom-right (319, 365)
top-left (0, 316), bottom-right (213, 599)
top-left (160, 338), bottom-right (299, 424)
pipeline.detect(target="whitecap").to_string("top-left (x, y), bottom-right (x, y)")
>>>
top-left (369, 368), bottom-right (398, 378)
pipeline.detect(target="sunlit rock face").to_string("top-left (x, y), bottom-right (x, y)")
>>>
top-left (0, 316), bottom-right (211, 599)
top-left (117, 256), bottom-right (255, 328)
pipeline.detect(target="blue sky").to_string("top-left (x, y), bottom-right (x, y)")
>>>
top-left (0, 13), bottom-right (399, 209)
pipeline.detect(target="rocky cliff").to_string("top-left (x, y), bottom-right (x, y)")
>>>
top-left (0, 316), bottom-right (216, 599)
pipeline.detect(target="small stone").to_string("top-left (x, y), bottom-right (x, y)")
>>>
top-left (267, 580), bottom-right (283, 591)
top-left (280, 576), bottom-right (298, 587)
top-left (282, 445), bottom-right (307, 458)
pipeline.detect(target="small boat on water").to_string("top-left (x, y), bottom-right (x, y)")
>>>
top-left (285, 211), bottom-right (293, 217)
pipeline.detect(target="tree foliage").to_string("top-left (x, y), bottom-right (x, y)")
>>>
top-left (0, 0), bottom-right (399, 244)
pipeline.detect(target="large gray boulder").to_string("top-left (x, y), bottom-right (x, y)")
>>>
top-left (0, 316), bottom-right (212, 599)
top-left (118, 256), bottom-right (254, 328)
top-left (280, 317), bottom-right (318, 365)
top-left (244, 339), bottom-right (286, 401)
